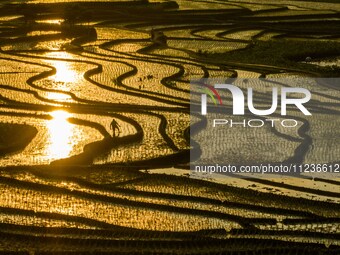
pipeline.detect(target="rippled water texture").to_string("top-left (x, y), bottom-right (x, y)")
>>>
top-left (0, 0), bottom-right (339, 253)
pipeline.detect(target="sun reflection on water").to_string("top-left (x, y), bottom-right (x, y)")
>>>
top-left (36, 19), bottom-right (64, 25)
top-left (46, 92), bottom-right (72, 102)
top-left (52, 60), bottom-right (78, 83)
top-left (44, 52), bottom-right (80, 99)
top-left (46, 110), bottom-right (74, 160)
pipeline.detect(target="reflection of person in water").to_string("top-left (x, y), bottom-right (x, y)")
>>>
top-left (110, 119), bottom-right (120, 137)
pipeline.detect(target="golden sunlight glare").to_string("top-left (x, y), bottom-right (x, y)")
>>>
top-left (52, 60), bottom-right (78, 83)
top-left (46, 110), bottom-right (74, 160)
top-left (44, 52), bottom-right (79, 85)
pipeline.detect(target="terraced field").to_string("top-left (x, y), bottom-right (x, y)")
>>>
top-left (0, 0), bottom-right (339, 254)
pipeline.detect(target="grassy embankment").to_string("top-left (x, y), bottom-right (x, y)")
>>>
top-left (0, 123), bottom-right (37, 156)
top-left (208, 39), bottom-right (340, 77)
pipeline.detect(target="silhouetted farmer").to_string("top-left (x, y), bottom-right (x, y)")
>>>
top-left (110, 119), bottom-right (120, 137)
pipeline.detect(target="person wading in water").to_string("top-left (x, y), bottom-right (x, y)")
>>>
top-left (110, 119), bottom-right (121, 137)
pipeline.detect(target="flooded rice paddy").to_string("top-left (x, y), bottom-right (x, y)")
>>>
top-left (0, 0), bottom-right (339, 253)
